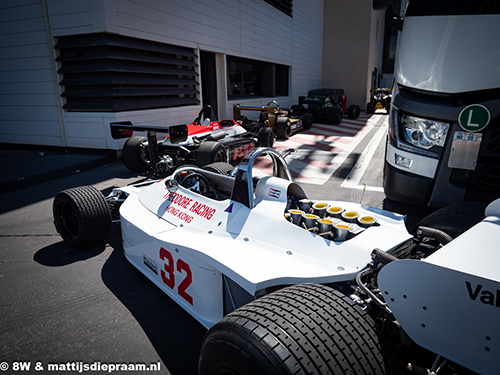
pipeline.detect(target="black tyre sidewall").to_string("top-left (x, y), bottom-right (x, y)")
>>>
top-left (203, 162), bottom-right (235, 176)
top-left (275, 118), bottom-right (291, 139)
top-left (411, 201), bottom-right (487, 238)
top-left (196, 141), bottom-right (227, 167)
top-left (257, 127), bottom-right (274, 147)
top-left (199, 327), bottom-right (285, 375)
top-left (347, 105), bottom-right (360, 119)
top-left (302, 112), bottom-right (313, 130)
top-left (53, 186), bottom-right (111, 248)
top-left (328, 106), bottom-right (342, 124)
top-left (122, 136), bottom-right (150, 173)
top-left (199, 283), bottom-right (402, 375)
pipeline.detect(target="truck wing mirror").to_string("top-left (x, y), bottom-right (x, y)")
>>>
top-left (373, 0), bottom-right (403, 31)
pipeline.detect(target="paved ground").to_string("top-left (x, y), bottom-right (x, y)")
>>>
top-left (0, 114), bottom-right (435, 375)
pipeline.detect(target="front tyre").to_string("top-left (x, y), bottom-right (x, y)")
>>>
top-left (53, 186), bottom-right (111, 248)
top-left (199, 283), bottom-right (402, 375)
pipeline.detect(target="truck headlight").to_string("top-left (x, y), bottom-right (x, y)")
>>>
top-left (401, 114), bottom-right (449, 149)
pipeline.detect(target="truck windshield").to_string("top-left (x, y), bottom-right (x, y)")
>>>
top-left (406, 0), bottom-right (500, 16)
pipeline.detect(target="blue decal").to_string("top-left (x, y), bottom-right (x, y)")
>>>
top-left (225, 203), bottom-right (234, 213)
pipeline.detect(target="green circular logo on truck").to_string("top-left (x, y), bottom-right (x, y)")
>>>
top-left (458, 104), bottom-right (491, 132)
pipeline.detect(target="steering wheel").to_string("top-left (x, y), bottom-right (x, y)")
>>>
top-left (180, 172), bottom-right (210, 195)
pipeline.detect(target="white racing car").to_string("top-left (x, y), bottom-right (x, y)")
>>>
top-left (53, 147), bottom-right (499, 375)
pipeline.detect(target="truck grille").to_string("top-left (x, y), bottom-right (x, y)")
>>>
top-left (473, 120), bottom-right (500, 187)
top-left (453, 117), bottom-right (500, 199)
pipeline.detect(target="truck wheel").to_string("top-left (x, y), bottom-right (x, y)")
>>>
top-left (196, 141), bottom-right (227, 167)
top-left (199, 283), bottom-right (402, 375)
top-left (122, 136), bottom-right (150, 173)
top-left (275, 117), bottom-right (291, 139)
top-left (257, 126), bottom-right (274, 147)
top-left (302, 112), bottom-right (313, 130)
top-left (412, 201), bottom-right (487, 239)
top-left (53, 186), bottom-right (112, 248)
top-left (347, 104), bottom-right (360, 119)
top-left (328, 106), bottom-right (343, 124)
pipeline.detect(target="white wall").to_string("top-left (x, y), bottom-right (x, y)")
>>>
top-left (0, 0), bottom-right (65, 146)
top-left (0, 0), bottom-right (325, 149)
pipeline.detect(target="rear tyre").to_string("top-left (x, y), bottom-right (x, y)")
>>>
top-left (302, 112), bottom-right (313, 130)
top-left (199, 283), bottom-right (402, 375)
top-left (196, 141), bottom-right (227, 167)
top-left (122, 136), bottom-right (150, 173)
top-left (203, 162), bottom-right (235, 176)
top-left (366, 101), bottom-right (374, 114)
top-left (328, 106), bottom-right (343, 124)
top-left (275, 117), bottom-right (291, 139)
top-left (411, 201), bottom-right (487, 238)
top-left (347, 104), bottom-right (360, 119)
top-left (257, 127), bottom-right (274, 147)
top-left (53, 186), bottom-right (111, 248)
top-left (290, 104), bottom-right (305, 116)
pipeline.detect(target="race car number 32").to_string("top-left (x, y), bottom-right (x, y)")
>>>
top-left (159, 247), bottom-right (193, 305)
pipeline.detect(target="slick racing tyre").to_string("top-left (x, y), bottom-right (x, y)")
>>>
top-left (412, 201), bottom-right (487, 239)
top-left (275, 117), bottom-right (292, 139)
top-left (203, 162), bottom-right (235, 176)
top-left (347, 104), bottom-right (360, 119)
top-left (53, 186), bottom-right (111, 248)
top-left (328, 106), bottom-right (343, 124)
top-left (257, 126), bottom-right (274, 147)
top-left (122, 136), bottom-right (150, 173)
top-left (302, 112), bottom-right (313, 130)
top-left (199, 283), bottom-right (402, 375)
top-left (290, 104), bottom-right (305, 116)
top-left (196, 141), bottom-right (227, 167)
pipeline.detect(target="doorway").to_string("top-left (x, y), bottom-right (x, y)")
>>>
top-left (200, 51), bottom-right (218, 118)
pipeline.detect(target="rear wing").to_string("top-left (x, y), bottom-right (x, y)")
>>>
top-left (111, 121), bottom-right (188, 174)
top-left (233, 103), bottom-right (279, 126)
top-left (110, 121), bottom-right (188, 144)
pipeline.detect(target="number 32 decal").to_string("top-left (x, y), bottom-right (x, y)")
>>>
top-left (159, 247), bottom-right (193, 305)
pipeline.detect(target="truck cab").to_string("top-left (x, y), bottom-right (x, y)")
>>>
top-left (376, 0), bottom-right (500, 207)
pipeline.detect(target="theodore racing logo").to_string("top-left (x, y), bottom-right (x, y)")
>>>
top-left (466, 281), bottom-right (500, 307)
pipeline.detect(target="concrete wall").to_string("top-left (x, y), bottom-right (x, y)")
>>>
top-left (0, 0), bottom-right (325, 149)
top-left (322, 0), bottom-right (385, 109)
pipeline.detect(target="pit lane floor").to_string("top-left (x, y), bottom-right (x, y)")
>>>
top-left (0, 113), bottom-right (434, 375)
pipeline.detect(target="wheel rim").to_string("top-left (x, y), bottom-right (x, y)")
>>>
top-left (57, 201), bottom-right (79, 240)
top-left (214, 149), bottom-right (227, 163)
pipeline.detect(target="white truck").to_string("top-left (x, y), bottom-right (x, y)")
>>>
top-left (377, 0), bottom-right (500, 207)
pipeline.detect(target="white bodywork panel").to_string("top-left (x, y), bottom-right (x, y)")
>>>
top-left (395, 15), bottom-right (500, 93)
top-left (378, 201), bottom-right (500, 375)
top-left (119, 174), bottom-right (411, 328)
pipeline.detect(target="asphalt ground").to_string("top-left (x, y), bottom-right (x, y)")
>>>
top-left (0, 117), bottom-right (435, 375)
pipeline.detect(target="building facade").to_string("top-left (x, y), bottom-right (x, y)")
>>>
top-left (0, 0), bottom-right (385, 150)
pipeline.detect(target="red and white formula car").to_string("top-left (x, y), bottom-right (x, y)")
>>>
top-left (111, 105), bottom-right (274, 174)
top-left (53, 147), bottom-right (499, 375)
